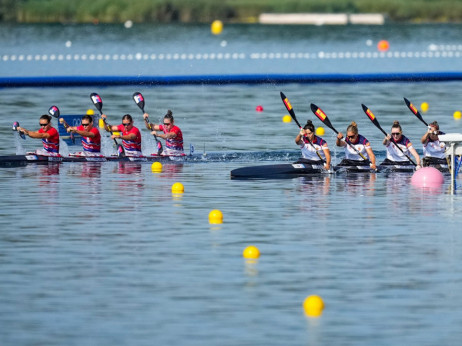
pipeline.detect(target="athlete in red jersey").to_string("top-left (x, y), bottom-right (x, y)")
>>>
top-left (143, 110), bottom-right (184, 155)
top-left (67, 114), bottom-right (102, 156)
top-left (17, 114), bottom-right (60, 156)
top-left (101, 113), bottom-right (142, 156)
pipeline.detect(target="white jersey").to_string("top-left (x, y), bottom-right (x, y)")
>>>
top-left (385, 135), bottom-right (413, 162)
top-left (344, 134), bottom-right (371, 160)
top-left (423, 139), bottom-right (446, 159)
top-left (300, 135), bottom-right (328, 161)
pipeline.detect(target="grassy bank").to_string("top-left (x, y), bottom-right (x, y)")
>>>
top-left (2, 0), bottom-right (462, 23)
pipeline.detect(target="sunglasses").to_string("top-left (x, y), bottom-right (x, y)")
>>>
top-left (40, 123), bottom-right (49, 126)
top-left (163, 122), bottom-right (171, 126)
top-left (82, 123), bottom-right (90, 126)
top-left (122, 122), bottom-right (131, 126)
top-left (391, 132), bottom-right (401, 136)
top-left (347, 135), bottom-right (356, 139)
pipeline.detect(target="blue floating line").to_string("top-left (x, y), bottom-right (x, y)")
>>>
top-left (3, 72), bottom-right (462, 87)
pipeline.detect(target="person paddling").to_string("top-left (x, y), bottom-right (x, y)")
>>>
top-left (143, 110), bottom-right (184, 155)
top-left (102, 114), bottom-right (142, 157)
top-left (16, 114), bottom-right (60, 156)
top-left (382, 120), bottom-right (421, 169)
top-left (295, 120), bottom-right (331, 170)
top-left (420, 120), bottom-right (447, 167)
top-left (66, 114), bottom-right (102, 156)
top-left (336, 121), bottom-right (377, 170)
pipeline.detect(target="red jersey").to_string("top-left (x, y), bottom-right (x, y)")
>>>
top-left (159, 124), bottom-right (183, 152)
top-left (116, 124), bottom-right (142, 153)
top-left (38, 127), bottom-right (59, 153)
top-left (77, 125), bottom-right (101, 153)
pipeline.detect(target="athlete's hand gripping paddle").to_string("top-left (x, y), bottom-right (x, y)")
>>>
top-left (12, 121), bottom-right (26, 139)
top-left (133, 92), bottom-right (163, 155)
top-left (90, 93), bottom-right (125, 158)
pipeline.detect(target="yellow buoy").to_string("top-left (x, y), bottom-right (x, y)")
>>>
top-left (453, 111), bottom-right (461, 120)
top-left (282, 115), bottom-right (292, 123)
top-left (151, 162), bottom-right (162, 173)
top-left (316, 127), bottom-right (325, 136)
top-left (420, 102), bottom-right (429, 112)
top-left (86, 109), bottom-right (95, 115)
top-left (211, 20), bottom-right (223, 35)
top-left (209, 209), bottom-right (223, 224)
top-left (303, 295), bottom-right (324, 317)
top-left (243, 245), bottom-right (260, 259)
top-left (171, 182), bottom-right (184, 193)
top-left (99, 118), bottom-right (105, 128)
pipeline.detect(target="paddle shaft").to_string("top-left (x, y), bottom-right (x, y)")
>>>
top-left (280, 92), bottom-right (325, 163)
top-left (310, 103), bottom-right (368, 161)
top-left (362, 104), bottom-right (416, 166)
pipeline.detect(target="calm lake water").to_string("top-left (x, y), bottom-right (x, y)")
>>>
top-left (1, 23), bottom-right (462, 346)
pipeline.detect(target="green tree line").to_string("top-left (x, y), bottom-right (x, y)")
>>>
top-left (2, 0), bottom-right (462, 23)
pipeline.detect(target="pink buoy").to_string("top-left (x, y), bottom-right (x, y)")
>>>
top-left (411, 167), bottom-right (444, 188)
top-left (256, 105), bottom-right (264, 112)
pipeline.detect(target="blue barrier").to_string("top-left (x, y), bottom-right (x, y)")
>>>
top-left (3, 72), bottom-right (462, 87)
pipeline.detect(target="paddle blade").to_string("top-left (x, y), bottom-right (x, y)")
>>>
top-left (156, 141), bottom-right (163, 155)
top-left (404, 97), bottom-right (428, 126)
top-left (48, 105), bottom-right (60, 118)
top-left (90, 93), bottom-right (103, 114)
top-left (117, 144), bottom-right (125, 158)
top-left (362, 104), bottom-right (376, 121)
top-left (310, 103), bottom-right (337, 133)
top-left (280, 91), bottom-right (301, 128)
top-left (133, 92), bottom-right (145, 112)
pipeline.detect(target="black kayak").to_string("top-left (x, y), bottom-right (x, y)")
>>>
top-left (230, 160), bottom-right (327, 179)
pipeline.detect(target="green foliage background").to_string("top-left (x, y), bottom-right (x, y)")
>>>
top-left (1, 0), bottom-right (462, 23)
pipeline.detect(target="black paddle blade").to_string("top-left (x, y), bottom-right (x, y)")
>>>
top-left (133, 92), bottom-right (145, 112)
top-left (117, 144), bottom-right (125, 158)
top-left (310, 103), bottom-right (337, 133)
top-left (156, 141), bottom-right (163, 155)
top-left (90, 93), bottom-right (103, 114)
top-left (48, 105), bottom-right (60, 118)
top-left (280, 91), bottom-right (301, 128)
top-left (404, 97), bottom-right (428, 126)
top-left (362, 104), bottom-right (387, 136)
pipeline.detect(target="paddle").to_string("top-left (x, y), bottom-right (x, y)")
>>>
top-left (403, 97), bottom-right (428, 126)
top-left (132, 92), bottom-right (163, 155)
top-left (280, 91), bottom-right (325, 163)
top-left (361, 104), bottom-right (416, 166)
top-left (310, 103), bottom-right (368, 161)
top-left (48, 105), bottom-right (75, 144)
top-left (12, 121), bottom-right (26, 139)
top-left (90, 93), bottom-right (125, 157)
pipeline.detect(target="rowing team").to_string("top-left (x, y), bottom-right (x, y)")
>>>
top-left (14, 110), bottom-right (184, 157)
top-left (296, 119), bottom-right (445, 171)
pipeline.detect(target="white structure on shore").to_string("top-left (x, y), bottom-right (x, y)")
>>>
top-left (259, 13), bottom-right (385, 25)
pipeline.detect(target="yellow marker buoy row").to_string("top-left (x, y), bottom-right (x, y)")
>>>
top-left (303, 295), bottom-right (324, 317)
top-left (316, 127), bottom-right (325, 136)
top-left (454, 111), bottom-right (461, 120)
